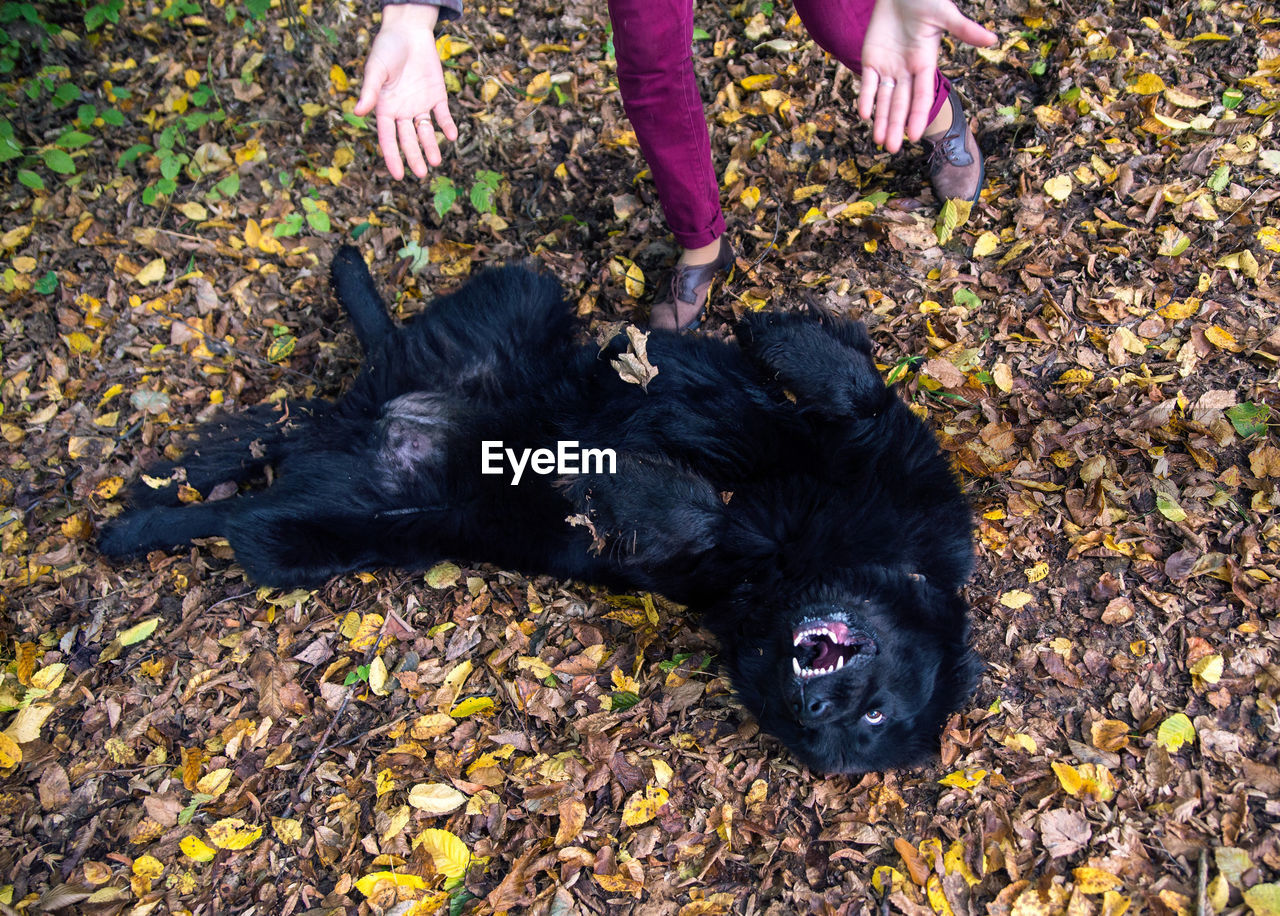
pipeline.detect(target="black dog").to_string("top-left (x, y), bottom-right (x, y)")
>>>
top-left (100, 246), bottom-right (980, 774)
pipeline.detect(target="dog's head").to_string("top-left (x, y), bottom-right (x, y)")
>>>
top-left (709, 570), bottom-right (981, 774)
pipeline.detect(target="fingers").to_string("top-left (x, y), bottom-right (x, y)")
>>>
top-left (869, 74), bottom-right (910, 152)
top-left (434, 99), bottom-right (458, 142)
top-left (356, 56), bottom-right (388, 118)
top-left (397, 117), bottom-right (430, 179)
top-left (375, 114), bottom-right (405, 180)
top-left (416, 115), bottom-right (442, 168)
top-left (858, 67), bottom-right (879, 122)
top-left (941, 3), bottom-right (999, 48)
top-left (905, 70), bottom-right (935, 142)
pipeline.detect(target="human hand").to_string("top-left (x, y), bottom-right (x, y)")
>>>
top-left (858, 0), bottom-right (997, 152)
top-left (355, 4), bottom-right (459, 180)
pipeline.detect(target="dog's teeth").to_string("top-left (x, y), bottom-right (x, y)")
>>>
top-left (836, 656), bottom-right (844, 670)
top-left (793, 658), bottom-right (802, 676)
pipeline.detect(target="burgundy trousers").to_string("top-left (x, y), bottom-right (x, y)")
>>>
top-left (606, 0), bottom-right (951, 249)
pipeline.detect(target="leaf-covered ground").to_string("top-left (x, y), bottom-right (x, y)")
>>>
top-left (2, 0), bottom-right (1279, 912)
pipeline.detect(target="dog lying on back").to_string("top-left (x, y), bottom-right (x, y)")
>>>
top-left (100, 246), bottom-right (980, 774)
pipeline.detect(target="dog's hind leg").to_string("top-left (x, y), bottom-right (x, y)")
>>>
top-left (330, 245), bottom-right (396, 355)
top-left (125, 401), bottom-right (328, 508)
top-left (98, 501), bottom-right (234, 558)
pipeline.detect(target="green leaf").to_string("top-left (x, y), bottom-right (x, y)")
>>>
top-left (212, 172), bottom-right (239, 199)
top-left (119, 616), bottom-right (160, 646)
top-left (56, 129), bottom-right (94, 150)
top-left (42, 148), bottom-right (75, 175)
top-left (1226, 402), bottom-right (1270, 438)
top-left (17, 169), bottom-right (43, 190)
top-left (1207, 164), bottom-right (1230, 192)
top-left (156, 177), bottom-right (177, 195)
top-left (1155, 713), bottom-right (1195, 752)
top-left (952, 288), bottom-right (981, 310)
top-left (76, 103), bottom-right (96, 126)
top-left (469, 170), bottom-right (502, 214)
top-left (0, 135), bottom-right (22, 163)
top-left (611, 690), bottom-right (641, 711)
top-left (351, 221), bottom-right (371, 240)
top-left (267, 334), bottom-right (297, 363)
top-left (692, 27), bottom-right (711, 40)
top-left (52, 83), bottom-right (81, 108)
top-left (1222, 88), bottom-right (1243, 110)
top-left (118, 143), bottom-right (151, 166)
top-left (33, 271), bottom-right (58, 295)
top-left (1155, 493), bottom-right (1187, 522)
top-left (305, 209), bottom-right (331, 233)
top-left (142, 184), bottom-right (159, 206)
top-left (342, 111), bottom-right (368, 130)
top-left (431, 175), bottom-right (457, 219)
top-left (272, 213), bottom-right (304, 237)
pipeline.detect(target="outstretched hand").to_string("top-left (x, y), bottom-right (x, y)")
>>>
top-left (859, 0), bottom-right (997, 152)
top-left (355, 4), bottom-right (459, 180)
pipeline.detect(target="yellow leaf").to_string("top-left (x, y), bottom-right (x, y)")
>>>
top-left (426, 560), bottom-right (461, 589)
top-left (871, 866), bottom-right (906, 894)
top-left (1243, 884), bottom-right (1280, 916)
top-left (525, 70), bottom-right (551, 99)
top-left (1129, 72), bottom-right (1166, 94)
top-left (1258, 226), bottom-right (1280, 253)
top-left (1, 224), bottom-right (31, 250)
top-left (449, 696), bottom-right (496, 718)
top-left (407, 783), bottom-right (468, 815)
top-left (180, 835), bottom-right (216, 862)
top-left (1003, 732), bottom-right (1037, 753)
top-left (1190, 653), bottom-right (1223, 685)
top-left (1025, 562), bottom-right (1049, 583)
top-left (119, 617), bottom-right (160, 646)
top-left (624, 260), bottom-right (645, 299)
top-left (1204, 325), bottom-right (1240, 352)
top-left (436, 34), bottom-right (471, 60)
top-left (1052, 760), bottom-right (1084, 795)
top-left (368, 655), bottom-right (390, 695)
top-left (272, 816), bottom-right (302, 844)
top-left (329, 64), bottom-right (348, 92)
top-left (938, 768), bottom-right (986, 790)
top-left (1156, 713), bottom-right (1195, 752)
top-left (415, 828), bottom-right (471, 879)
top-left (799, 206), bottom-right (825, 225)
top-left (622, 785), bottom-right (669, 826)
top-left (1090, 718), bottom-right (1131, 751)
top-left (740, 186), bottom-right (761, 210)
top-left (1074, 866), bottom-right (1123, 894)
top-left (481, 77), bottom-right (502, 103)
top-left (376, 768), bottom-right (396, 796)
top-left (440, 659), bottom-right (474, 702)
top-left (350, 613), bottom-right (386, 650)
top-left (740, 73), bottom-right (776, 91)
top-left (206, 817), bottom-right (263, 850)
top-left (972, 230), bottom-right (999, 257)
top-left (196, 767), bottom-right (233, 797)
top-left (999, 589), bottom-right (1034, 609)
top-left (65, 331), bottom-right (93, 353)
top-left (354, 871), bottom-right (429, 897)
top-left (1044, 174), bottom-right (1073, 201)
top-left (1164, 88), bottom-right (1208, 108)
top-left (178, 202), bottom-right (208, 221)
top-left (94, 476), bottom-right (124, 499)
top-left (30, 663), bottom-right (67, 691)
top-left (133, 855), bottom-right (164, 879)
top-left (1056, 368), bottom-right (1095, 386)
top-left (135, 258), bottom-right (166, 286)
top-left (0, 732), bottom-right (22, 767)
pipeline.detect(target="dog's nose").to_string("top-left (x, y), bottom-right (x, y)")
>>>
top-left (792, 693), bottom-right (831, 722)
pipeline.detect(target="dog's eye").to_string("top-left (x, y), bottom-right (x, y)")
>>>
top-left (862, 710), bottom-right (885, 726)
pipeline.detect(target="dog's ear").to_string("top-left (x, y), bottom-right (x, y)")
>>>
top-left (330, 245), bottom-right (395, 355)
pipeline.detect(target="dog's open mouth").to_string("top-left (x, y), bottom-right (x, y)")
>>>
top-left (791, 617), bottom-right (877, 679)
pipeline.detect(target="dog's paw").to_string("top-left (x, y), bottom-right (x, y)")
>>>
top-left (98, 508), bottom-right (165, 558)
top-left (741, 314), bottom-right (889, 419)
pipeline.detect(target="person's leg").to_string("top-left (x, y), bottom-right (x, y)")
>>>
top-left (607, 0), bottom-right (724, 252)
top-left (792, 0), bottom-right (983, 203)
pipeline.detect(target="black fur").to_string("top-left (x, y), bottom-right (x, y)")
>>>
top-left (100, 246), bottom-right (981, 774)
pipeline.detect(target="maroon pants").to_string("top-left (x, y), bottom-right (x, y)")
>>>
top-left (607, 0), bottom-right (951, 249)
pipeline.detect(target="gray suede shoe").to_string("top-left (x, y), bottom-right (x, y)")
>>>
top-left (649, 239), bottom-right (735, 332)
top-left (923, 88), bottom-right (985, 205)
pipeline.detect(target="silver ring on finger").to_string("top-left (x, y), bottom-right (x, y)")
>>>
top-left (881, 77), bottom-right (896, 89)
top-left (413, 114), bottom-right (431, 128)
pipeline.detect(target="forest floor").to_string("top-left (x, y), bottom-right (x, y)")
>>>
top-left (1, 0), bottom-right (1278, 913)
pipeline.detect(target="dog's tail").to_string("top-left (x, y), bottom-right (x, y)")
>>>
top-left (331, 245), bottom-right (396, 355)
